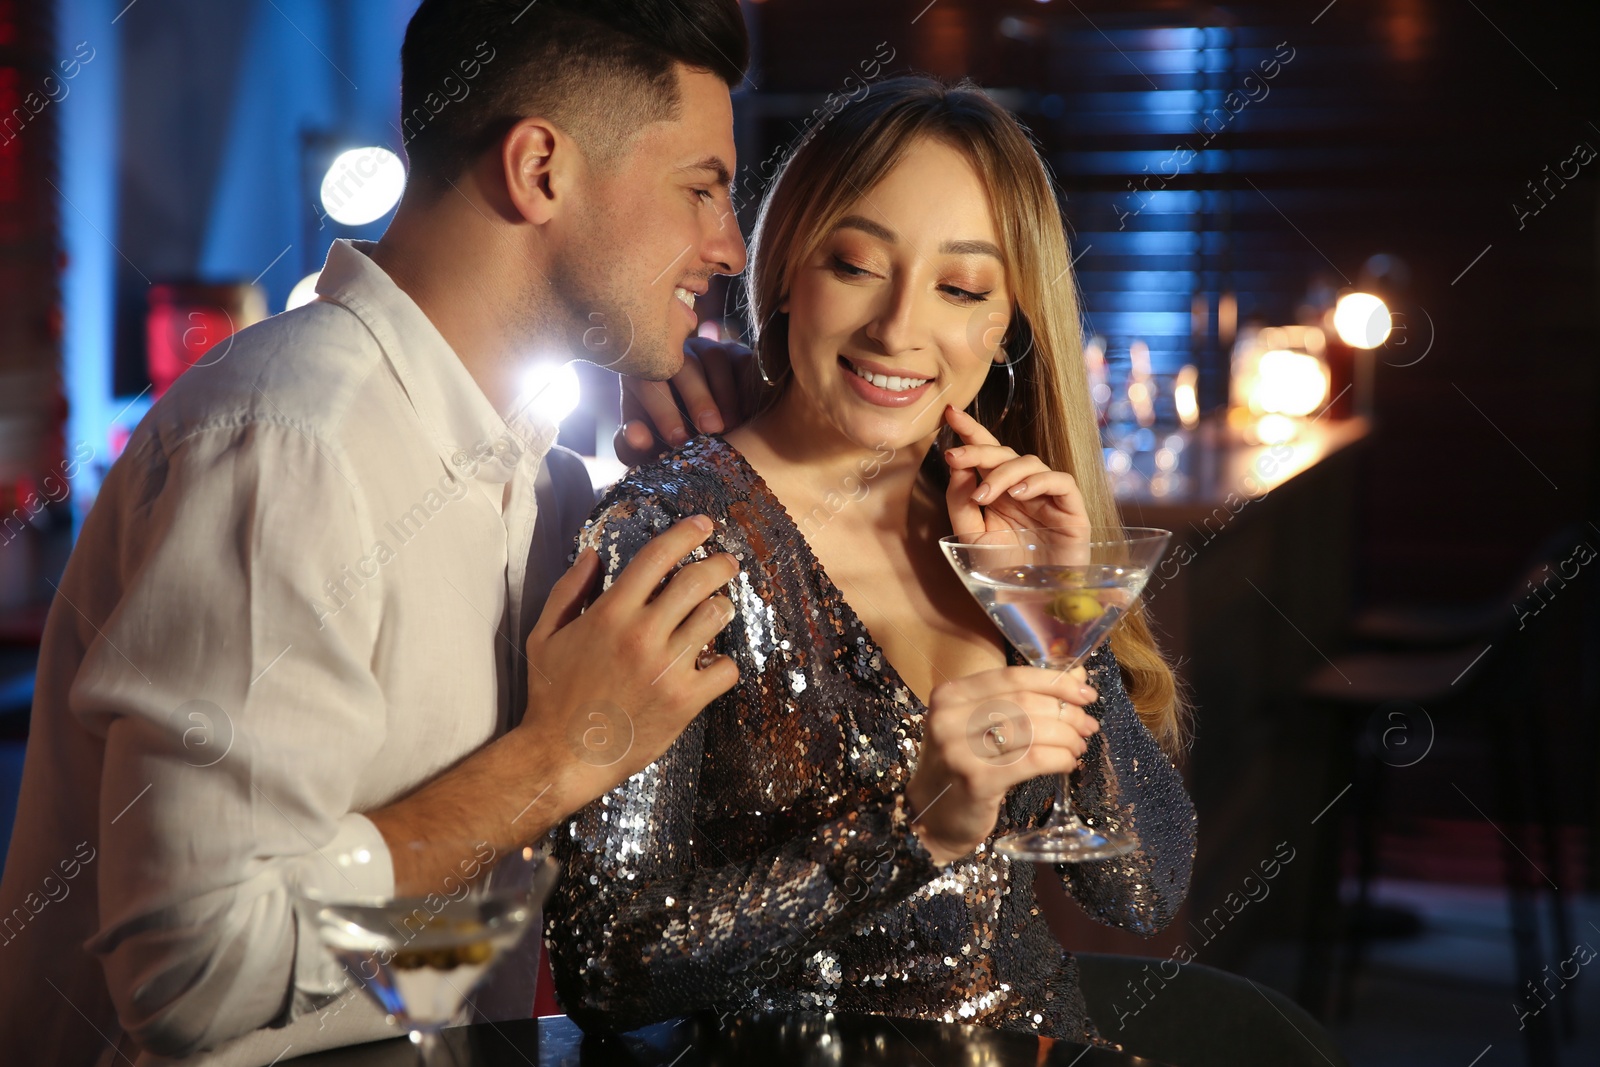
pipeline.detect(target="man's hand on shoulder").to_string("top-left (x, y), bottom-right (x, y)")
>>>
top-left (368, 516), bottom-right (740, 896)
top-left (614, 336), bottom-right (757, 464)
top-left (522, 515), bottom-right (740, 803)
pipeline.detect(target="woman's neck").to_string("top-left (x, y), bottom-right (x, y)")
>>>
top-left (724, 389), bottom-right (942, 539)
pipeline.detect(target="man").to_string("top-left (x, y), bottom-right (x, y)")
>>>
top-left (0, 1), bottom-right (750, 1063)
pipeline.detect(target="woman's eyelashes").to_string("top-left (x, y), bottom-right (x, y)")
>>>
top-left (940, 282), bottom-right (991, 304)
top-left (828, 255), bottom-right (994, 303)
top-left (830, 255), bottom-right (872, 278)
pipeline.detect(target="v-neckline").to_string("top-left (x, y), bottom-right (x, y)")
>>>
top-left (710, 435), bottom-right (1019, 713)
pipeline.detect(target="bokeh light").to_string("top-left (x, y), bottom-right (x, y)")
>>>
top-left (285, 272), bottom-right (321, 312)
top-left (520, 361), bottom-right (582, 425)
top-left (1333, 291), bottom-right (1392, 349)
top-left (320, 147), bottom-right (406, 227)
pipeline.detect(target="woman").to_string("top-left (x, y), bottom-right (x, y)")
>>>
top-left (545, 77), bottom-right (1195, 1046)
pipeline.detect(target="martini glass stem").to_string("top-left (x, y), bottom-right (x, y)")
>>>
top-left (1044, 773), bottom-right (1086, 833)
top-left (1042, 657), bottom-right (1092, 836)
top-left (413, 1026), bottom-right (459, 1067)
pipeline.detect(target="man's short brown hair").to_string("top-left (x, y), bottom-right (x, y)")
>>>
top-left (400, 0), bottom-right (747, 188)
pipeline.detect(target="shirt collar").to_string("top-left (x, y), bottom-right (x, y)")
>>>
top-left (314, 239), bottom-right (557, 487)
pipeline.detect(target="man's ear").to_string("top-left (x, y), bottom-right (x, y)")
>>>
top-left (502, 117), bottom-right (563, 225)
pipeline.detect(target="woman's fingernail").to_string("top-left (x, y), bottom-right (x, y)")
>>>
top-left (973, 484), bottom-right (991, 503)
top-left (1080, 685), bottom-right (1096, 700)
top-left (1009, 482), bottom-right (1027, 496)
top-left (698, 411), bottom-right (724, 434)
top-left (668, 428), bottom-right (689, 445)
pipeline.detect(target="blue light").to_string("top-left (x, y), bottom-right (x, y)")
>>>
top-left (58, 0), bottom-right (122, 514)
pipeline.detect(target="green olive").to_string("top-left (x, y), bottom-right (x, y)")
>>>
top-left (1048, 591), bottom-right (1104, 624)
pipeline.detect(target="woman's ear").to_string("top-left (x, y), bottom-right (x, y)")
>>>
top-left (1003, 308), bottom-right (1036, 365)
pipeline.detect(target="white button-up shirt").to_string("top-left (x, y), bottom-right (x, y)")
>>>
top-left (0, 240), bottom-right (595, 1066)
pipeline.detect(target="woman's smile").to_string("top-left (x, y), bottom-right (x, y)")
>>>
top-left (839, 355), bottom-right (936, 407)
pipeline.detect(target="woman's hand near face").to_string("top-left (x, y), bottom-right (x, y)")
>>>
top-left (907, 665), bottom-right (1100, 865)
top-left (942, 406), bottom-right (1092, 541)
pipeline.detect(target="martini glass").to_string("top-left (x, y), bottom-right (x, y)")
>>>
top-left (293, 841), bottom-right (559, 1065)
top-left (939, 526), bottom-right (1171, 862)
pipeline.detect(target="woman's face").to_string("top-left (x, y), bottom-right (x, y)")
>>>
top-left (778, 137), bottom-right (1013, 452)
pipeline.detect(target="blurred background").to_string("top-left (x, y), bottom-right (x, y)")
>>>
top-left (1, 1), bottom-right (1596, 1064)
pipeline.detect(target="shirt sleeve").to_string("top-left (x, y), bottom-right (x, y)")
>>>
top-left (1050, 645), bottom-right (1196, 933)
top-left (72, 419), bottom-right (391, 1058)
top-left (545, 494), bottom-right (944, 1034)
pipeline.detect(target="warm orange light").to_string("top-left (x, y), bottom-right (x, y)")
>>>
top-left (1253, 349), bottom-right (1329, 417)
top-left (1333, 292), bottom-right (1392, 349)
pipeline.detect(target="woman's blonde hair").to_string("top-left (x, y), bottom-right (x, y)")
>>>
top-left (744, 76), bottom-right (1190, 758)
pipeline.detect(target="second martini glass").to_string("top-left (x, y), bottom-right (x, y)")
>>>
top-left (939, 525), bottom-right (1171, 863)
top-left (294, 841), bottom-right (559, 1065)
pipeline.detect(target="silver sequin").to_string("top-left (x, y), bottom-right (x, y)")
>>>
top-left (546, 437), bottom-right (1196, 1046)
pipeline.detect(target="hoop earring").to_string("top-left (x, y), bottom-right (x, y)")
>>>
top-left (754, 310), bottom-right (788, 387)
top-left (993, 308), bottom-right (1038, 427)
top-left (997, 351), bottom-right (1016, 425)
top-left (963, 347), bottom-right (1016, 430)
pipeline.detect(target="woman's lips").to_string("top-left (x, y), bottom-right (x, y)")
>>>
top-left (839, 356), bottom-right (934, 408)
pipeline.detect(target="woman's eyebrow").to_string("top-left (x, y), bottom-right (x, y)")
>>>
top-left (940, 238), bottom-right (1002, 259)
top-left (834, 215), bottom-right (1001, 260)
top-left (836, 214), bottom-right (896, 242)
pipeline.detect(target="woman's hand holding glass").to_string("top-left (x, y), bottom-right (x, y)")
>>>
top-left (906, 665), bottom-right (1101, 866)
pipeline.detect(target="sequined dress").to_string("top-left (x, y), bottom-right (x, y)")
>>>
top-left (545, 436), bottom-right (1196, 1043)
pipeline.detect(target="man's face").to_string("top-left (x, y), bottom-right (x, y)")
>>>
top-left (550, 66), bottom-right (746, 382)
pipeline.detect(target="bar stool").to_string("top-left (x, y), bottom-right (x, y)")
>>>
top-left (1076, 952), bottom-right (1349, 1066)
top-left (1344, 525), bottom-right (1584, 652)
top-left (1296, 526), bottom-right (1588, 1067)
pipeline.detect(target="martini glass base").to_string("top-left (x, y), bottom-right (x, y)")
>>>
top-left (994, 823), bottom-right (1139, 863)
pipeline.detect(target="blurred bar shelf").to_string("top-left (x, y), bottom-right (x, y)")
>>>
top-left (1117, 415), bottom-right (1371, 524)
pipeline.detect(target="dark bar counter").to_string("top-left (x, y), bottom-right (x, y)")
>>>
top-left (1040, 415), bottom-right (1374, 972)
top-left (282, 1011), bottom-right (1174, 1066)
